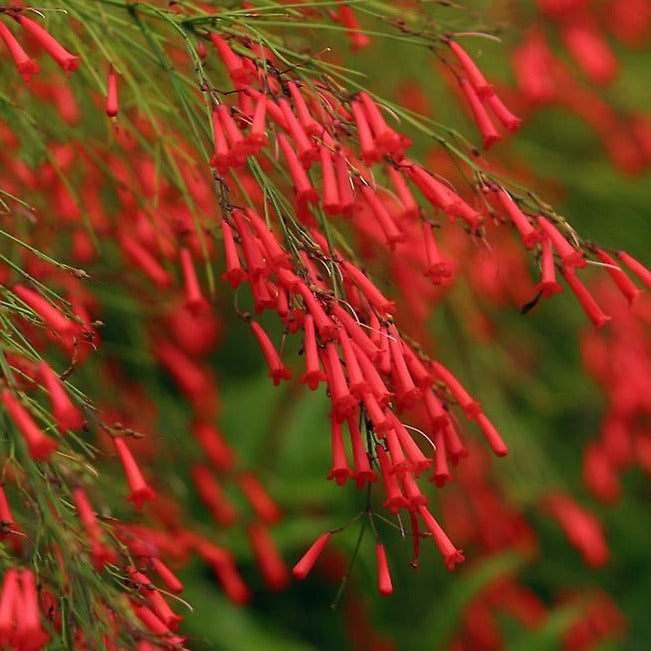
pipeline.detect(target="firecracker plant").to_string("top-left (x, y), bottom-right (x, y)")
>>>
top-left (0, 1), bottom-right (649, 649)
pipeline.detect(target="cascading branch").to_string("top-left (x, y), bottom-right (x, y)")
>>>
top-left (0, 1), bottom-right (648, 649)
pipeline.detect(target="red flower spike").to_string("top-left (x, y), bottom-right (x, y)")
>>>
top-left (338, 5), bottom-right (371, 51)
top-left (320, 146), bottom-right (341, 215)
top-left (617, 250), bottom-right (651, 291)
top-left (431, 361), bottom-right (481, 419)
top-left (278, 98), bottom-right (317, 167)
top-left (562, 268), bottom-right (612, 329)
top-left (376, 445), bottom-right (408, 513)
top-left (375, 544), bottom-right (393, 596)
top-left (485, 93), bottom-right (522, 132)
top-left (17, 15), bottom-right (79, 73)
top-left (449, 41), bottom-right (494, 98)
top-left (300, 315), bottom-right (327, 390)
top-left (113, 437), bottom-right (156, 509)
top-left (1, 389), bottom-right (58, 461)
top-left (16, 569), bottom-right (49, 651)
top-left (288, 81), bottom-right (321, 136)
top-left (335, 153), bottom-right (356, 216)
top-left (459, 78), bottom-right (501, 149)
top-left (0, 20), bottom-right (40, 81)
top-left (106, 67), bottom-right (119, 117)
top-left (496, 189), bottom-right (541, 249)
top-left (594, 249), bottom-right (641, 304)
top-left (238, 472), bottom-right (281, 523)
top-left (431, 429), bottom-right (452, 487)
top-left (180, 247), bottom-right (209, 315)
top-left (327, 417), bottom-right (354, 485)
top-left (351, 100), bottom-right (380, 165)
top-left (38, 361), bottom-right (84, 432)
top-left (537, 236), bottom-right (564, 298)
top-left (151, 557), bottom-right (184, 594)
top-left (476, 412), bottom-right (509, 457)
top-left (418, 505), bottom-right (465, 570)
top-left (293, 532), bottom-right (332, 580)
top-left (387, 166), bottom-right (419, 220)
top-left (346, 416), bottom-right (377, 487)
top-left (209, 33), bottom-right (252, 86)
top-left (277, 133), bottom-right (318, 204)
top-left (341, 261), bottom-right (396, 315)
top-left (13, 284), bottom-right (74, 336)
top-left (247, 94), bottom-right (269, 149)
top-left (248, 522), bottom-right (290, 590)
top-left (220, 220), bottom-right (247, 288)
top-left (337, 327), bottom-right (369, 397)
top-left (249, 321), bottom-right (292, 386)
top-left (537, 216), bottom-right (586, 268)
top-left (322, 342), bottom-right (358, 419)
top-left (359, 183), bottom-right (405, 248)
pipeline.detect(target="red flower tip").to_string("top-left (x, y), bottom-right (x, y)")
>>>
top-left (293, 532), bottom-right (332, 580)
top-left (375, 544), bottom-right (393, 596)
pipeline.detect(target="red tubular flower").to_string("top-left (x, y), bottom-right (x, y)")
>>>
top-left (320, 146), bottom-right (341, 215)
top-left (330, 304), bottom-right (380, 361)
top-left (293, 532), bottom-right (332, 580)
top-left (537, 216), bottom-right (586, 268)
top-left (113, 437), bottom-right (156, 509)
top-left (1, 389), bottom-right (58, 461)
top-left (15, 569), bottom-right (49, 651)
top-left (418, 505), bottom-right (465, 570)
top-left (217, 104), bottom-right (248, 160)
top-left (210, 108), bottom-right (231, 171)
top-left (341, 261), bottom-right (396, 315)
top-left (388, 326), bottom-right (421, 408)
top-left (249, 321), bottom-right (292, 386)
top-left (562, 268), bottom-right (612, 328)
top-left (459, 78), bottom-right (501, 149)
top-left (299, 315), bottom-right (326, 390)
top-left (17, 15), bottom-right (79, 73)
top-left (209, 33), bottom-right (252, 86)
top-left (198, 543), bottom-right (251, 605)
top-left (375, 544), bottom-right (393, 596)
top-left (359, 183), bottom-right (405, 248)
top-left (617, 250), bottom-right (651, 290)
top-left (391, 415), bottom-right (431, 474)
top-left (296, 282), bottom-right (337, 340)
top-left (132, 603), bottom-right (170, 636)
top-left (476, 413), bottom-right (508, 457)
top-left (337, 327), bottom-right (368, 397)
top-left (192, 464), bottom-right (238, 526)
top-left (335, 153), bottom-right (356, 216)
top-left (247, 94), bottom-right (268, 150)
top-left (384, 426), bottom-right (409, 474)
top-left (431, 361), bottom-right (481, 419)
top-left (495, 189), bottom-right (541, 249)
top-left (387, 166), bottom-right (419, 220)
top-left (245, 208), bottom-right (290, 269)
top-left (71, 487), bottom-right (116, 570)
top-left (486, 93), bottom-right (522, 132)
top-left (537, 236), bottom-right (563, 298)
top-left (238, 472), bottom-right (281, 523)
top-left (287, 82), bottom-right (320, 136)
top-left (277, 134), bottom-right (318, 204)
top-left (38, 361), bottom-right (83, 432)
top-left (358, 92), bottom-right (403, 156)
top-left (346, 416), bottom-right (377, 486)
top-left (120, 234), bottom-right (172, 288)
top-left (13, 284), bottom-right (74, 336)
top-left (279, 98), bottom-right (317, 167)
top-left (106, 66), bottom-right (119, 117)
top-left (449, 40), bottom-right (494, 98)
top-left (376, 445), bottom-right (408, 513)
top-left (422, 222), bottom-right (451, 284)
top-left (430, 429), bottom-right (452, 487)
top-left (353, 342), bottom-right (392, 405)
top-left (151, 557), bottom-right (184, 594)
top-left (338, 4), bottom-right (371, 51)
top-left (561, 19), bottom-right (617, 85)
top-left (179, 247), bottom-right (209, 315)
top-left (322, 342), bottom-right (358, 419)
top-left (351, 100), bottom-right (380, 165)
top-left (248, 522), bottom-right (290, 590)
top-left (594, 248), bottom-right (641, 304)
top-left (402, 472), bottom-right (428, 510)
top-left (220, 220), bottom-right (247, 288)
top-left (192, 421), bottom-right (235, 471)
top-left (0, 568), bottom-right (19, 645)
top-left (0, 20), bottom-right (40, 81)
top-left (443, 422), bottom-right (468, 464)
